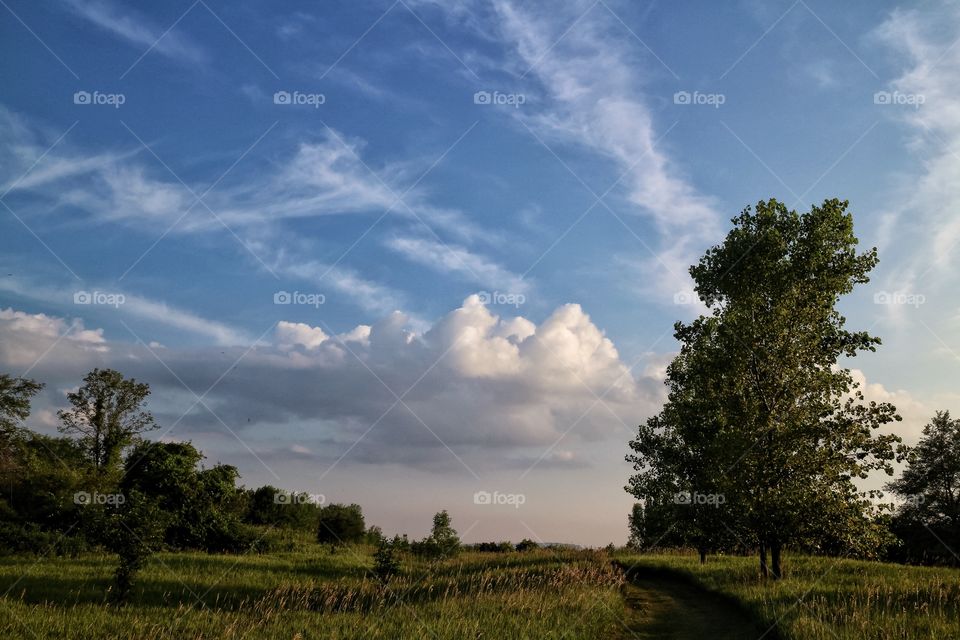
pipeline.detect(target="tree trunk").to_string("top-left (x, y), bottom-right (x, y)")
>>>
top-left (771, 542), bottom-right (782, 580)
top-left (699, 548), bottom-right (706, 564)
top-left (759, 541), bottom-right (768, 579)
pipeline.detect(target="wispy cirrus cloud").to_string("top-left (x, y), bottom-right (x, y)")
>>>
top-left (0, 278), bottom-right (249, 346)
top-left (413, 0), bottom-right (720, 302)
top-left (63, 0), bottom-right (208, 65)
top-left (386, 235), bottom-right (529, 295)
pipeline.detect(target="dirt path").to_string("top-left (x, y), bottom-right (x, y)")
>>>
top-left (618, 572), bottom-right (774, 640)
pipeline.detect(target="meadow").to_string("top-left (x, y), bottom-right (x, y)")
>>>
top-left (619, 552), bottom-right (960, 640)
top-left (5, 532), bottom-right (960, 640)
top-left (0, 536), bottom-right (626, 640)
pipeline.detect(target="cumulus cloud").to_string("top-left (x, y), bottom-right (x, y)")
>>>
top-left (0, 308), bottom-right (107, 369)
top-left (0, 298), bottom-right (663, 472)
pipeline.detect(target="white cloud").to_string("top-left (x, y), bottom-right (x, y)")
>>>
top-left (64, 0), bottom-right (207, 65)
top-left (0, 278), bottom-right (248, 346)
top-left (874, 6), bottom-right (960, 286)
top-left (386, 235), bottom-right (529, 295)
top-left (0, 298), bottom-right (663, 471)
top-left (0, 308), bottom-right (107, 369)
top-left (415, 0), bottom-right (721, 299)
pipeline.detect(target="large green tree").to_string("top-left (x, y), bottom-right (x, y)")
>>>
top-left (58, 368), bottom-right (157, 476)
top-left (628, 198), bottom-right (904, 578)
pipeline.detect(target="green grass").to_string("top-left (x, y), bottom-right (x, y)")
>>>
top-left (0, 545), bottom-right (626, 639)
top-left (618, 552), bottom-right (960, 640)
top-left (5, 542), bottom-right (959, 639)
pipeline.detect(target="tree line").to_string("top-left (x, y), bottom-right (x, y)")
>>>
top-left (0, 369), bottom-right (547, 600)
top-left (625, 199), bottom-right (959, 575)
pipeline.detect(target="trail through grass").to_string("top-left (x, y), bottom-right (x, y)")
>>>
top-left (618, 568), bottom-right (771, 639)
top-left (618, 553), bottom-right (960, 640)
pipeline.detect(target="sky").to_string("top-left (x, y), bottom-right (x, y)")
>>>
top-left (1, 0), bottom-right (958, 546)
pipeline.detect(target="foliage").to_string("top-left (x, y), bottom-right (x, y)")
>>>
top-left (107, 490), bottom-right (167, 604)
top-left (120, 441), bottom-right (252, 552)
top-left (887, 411), bottom-right (960, 565)
top-left (515, 539), bottom-right (539, 552)
top-left (470, 541), bottom-right (514, 553)
top-left (316, 503), bottom-right (366, 549)
top-left (372, 539), bottom-right (402, 582)
top-left (243, 485), bottom-right (321, 530)
top-left (627, 199), bottom-right (905, 577)
top-left (411, 510), bottom-right (460, 560)
top-left (58, 369), bottom-right (157, 477)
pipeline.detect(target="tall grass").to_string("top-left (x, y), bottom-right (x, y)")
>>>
top-left (0, 548), bottom-right (625, 639)
top-left (619, 552), bottom-right (960, 639)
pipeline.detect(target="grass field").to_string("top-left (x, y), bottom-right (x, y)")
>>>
top-left (0, 542), bottom-right (626, 639)
top-left (618, 552), bottom-right (960, 640)
top-left (4, 541), bottom-right (960, 639)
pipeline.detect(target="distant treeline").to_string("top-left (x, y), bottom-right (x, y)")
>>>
top-left (0, 368), bottom-right (578, 598)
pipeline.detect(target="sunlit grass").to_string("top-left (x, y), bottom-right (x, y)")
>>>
top-left (0, 546), bottom-right (626, 639)
top-left (618, 552), bottom-right (960, 639)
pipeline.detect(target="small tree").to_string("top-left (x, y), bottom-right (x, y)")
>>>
top-left (411, 510), bottom-right (461, 560)
top-left (316, 503), bottom-right (365, 551)
top-left (58, 369), bottom-right (157, 477)
top-left (373, 538), bottom-right (401, 582)
top-left (108, 489), bottom-right (167, 604)
top-left (430, 510), bottom-right (460, 557)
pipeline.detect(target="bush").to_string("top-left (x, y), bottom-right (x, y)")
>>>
top-left (316, 504), bottom-right (365, 549)
top-left (373, 539), bottom-right (401, 582)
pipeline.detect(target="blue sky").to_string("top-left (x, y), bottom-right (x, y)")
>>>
top-left (1, 0), bottom-right (958, 545)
